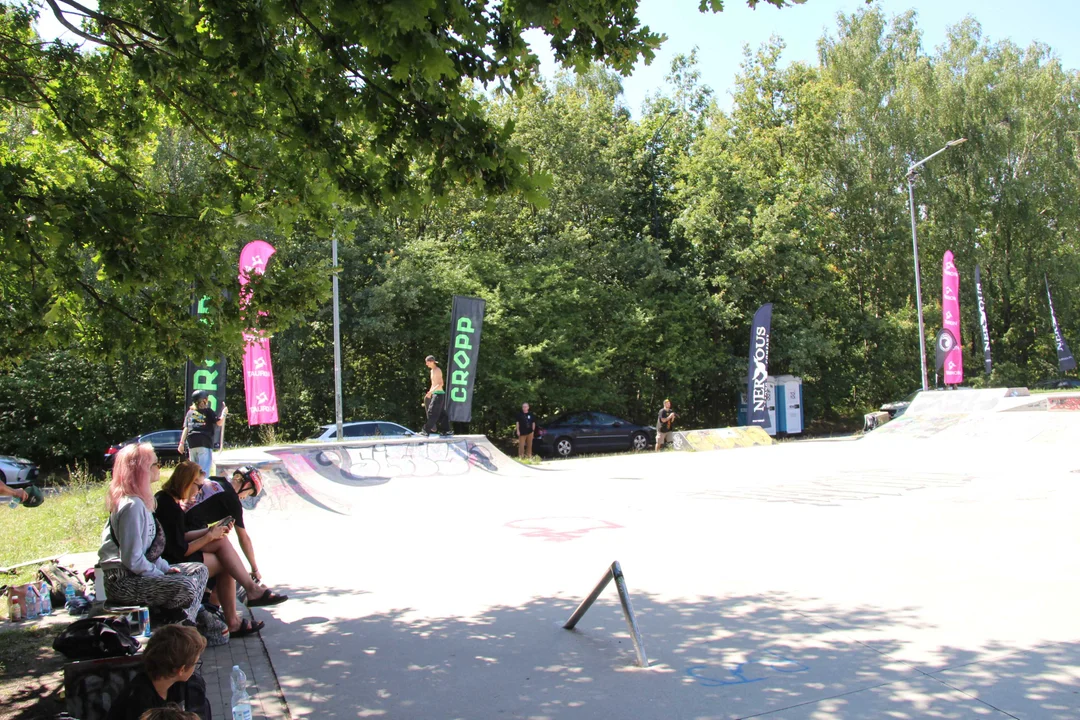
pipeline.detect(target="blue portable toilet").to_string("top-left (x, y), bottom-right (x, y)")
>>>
top-left (773, 375), bottom-right (804, 435)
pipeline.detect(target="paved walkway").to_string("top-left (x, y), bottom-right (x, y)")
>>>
top-left (201, 606), bottom-right (291, 720)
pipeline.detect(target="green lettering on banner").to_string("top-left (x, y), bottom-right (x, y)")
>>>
top-left (452, 369), bottom-right (469, 385)
top-left (455, 334), bottom-right (472, 350)
top-left (456, 317), bottom-right (474, 334)
top-left (453, 349), bottom-right (470, 368)
top-left (451, 388), bottom-right (467, 402)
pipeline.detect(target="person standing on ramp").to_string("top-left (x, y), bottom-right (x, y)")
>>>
top-left (421, 355), bottom-right (452, 437)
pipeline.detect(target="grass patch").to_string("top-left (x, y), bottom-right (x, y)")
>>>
top-left (0, 625), bottom-right (62, 677)
top-left (0, 465), bottom-right (174, 585)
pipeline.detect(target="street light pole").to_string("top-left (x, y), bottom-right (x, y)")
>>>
top-left (905, 138), bottom-right (966, 392)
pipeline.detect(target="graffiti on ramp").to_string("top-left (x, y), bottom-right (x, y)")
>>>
top-left (267, 438), bottom-right (498, 487)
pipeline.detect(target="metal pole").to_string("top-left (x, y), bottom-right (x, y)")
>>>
top-left (907, 175), bottom-right (929, 392)
top-left (904, 138), bottom-right (966, 394)
top-left (332, 235), bottom-right (344, 441)
top-left (611, 561), bottom-right (649, 668)
top-left (563, 566), bottom-right (614, 630)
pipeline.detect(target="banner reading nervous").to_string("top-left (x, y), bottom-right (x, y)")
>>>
top-left (746, 303), bottom-right (773, 429)
top-left (446, 295), bottom-right (486, 423)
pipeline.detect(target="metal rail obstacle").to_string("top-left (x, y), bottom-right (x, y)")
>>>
top-left (563, 560), bottom-right (649, 668)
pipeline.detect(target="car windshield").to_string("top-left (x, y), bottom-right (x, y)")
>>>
top-left (307, 427), bottom-right (331, 440)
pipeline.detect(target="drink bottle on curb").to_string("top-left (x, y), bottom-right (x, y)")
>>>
top-left (231, 665), bottom-right (253, 720)
top-left (64, 582), bottom-right (77, 609)
top-left (39, 582), bottom-right (52, 615)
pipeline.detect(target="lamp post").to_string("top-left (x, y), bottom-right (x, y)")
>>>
top-left (905, 138), bottom-right (966, 392)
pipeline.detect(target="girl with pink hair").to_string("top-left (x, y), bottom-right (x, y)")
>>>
top-left (97, 443), bottom-right (208, 625)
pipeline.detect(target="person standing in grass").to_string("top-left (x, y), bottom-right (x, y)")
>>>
top-left (655, 399), bottom-right (677, 451)
top-left (178, 391), bottom-right (226, 476)
top-left (515, 402), bottom-right (537, 459)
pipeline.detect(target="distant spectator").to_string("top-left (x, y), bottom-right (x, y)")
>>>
top-left (107, 624), bottom-right (209, 720)
top-left (515, 403), bottom-right (537, 459)
top-left (178, 391), bottom-right (227, 476)
top-left (97, 444), bottom-right (208, 625)
top-left (655, 399), bottom-right (677, 451)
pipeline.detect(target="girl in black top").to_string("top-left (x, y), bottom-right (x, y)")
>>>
top-left (155, 462), bottom-right (287, 637)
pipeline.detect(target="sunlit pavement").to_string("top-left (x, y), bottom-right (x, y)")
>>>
top-left (231, 409), bottom-right (1080, 719)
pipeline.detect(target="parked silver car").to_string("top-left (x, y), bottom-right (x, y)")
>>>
top-left (306, 421), bottom-right (416, 442)
top-left (0, 455), bottom-right (39, 487)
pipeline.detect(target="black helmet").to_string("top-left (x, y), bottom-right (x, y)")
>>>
top-left (191, 390), bottom-right (210, 404)
top-left (233, 466), bottom-right (263, 497)
top-left (22, 485), bottom-right (45, 508)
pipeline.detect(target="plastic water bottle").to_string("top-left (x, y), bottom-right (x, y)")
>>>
top-left (7, 495), bottom-right (20, 508)
top-left (64, 583), bottom-right (77, 610)
top-left (25, 585), bottom-right (40, 620)
top-left (39, 582), bottom-right (52, 615)
top-left (230, 665), bottom-right (253, 720)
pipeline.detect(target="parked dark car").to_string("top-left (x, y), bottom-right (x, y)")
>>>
top-left (104, 430), bottom-right (185, 468)
top-left (535, 411), bottom-right (655, 458)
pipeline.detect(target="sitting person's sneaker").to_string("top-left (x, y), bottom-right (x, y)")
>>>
top-left (439, 431), bottom-right (454, 437)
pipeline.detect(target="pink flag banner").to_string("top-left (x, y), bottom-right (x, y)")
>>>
top-left (942, 250), bottom-right (963, 385)
top-left (239, 240), bottom-right (279, 425)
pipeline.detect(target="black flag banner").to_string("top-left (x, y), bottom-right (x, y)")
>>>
top-left (974, 265), bottom-right (992, 375)
top-left (745, 303), bottom-right (773, 429)
top-left (184, 296), bottom-right (227, 446)
top-left (1045, 275), bottom-right (1077, 372)
top-left (446, 295), bottom-right (486, 423)
top-left (934, 328), bottom-right (958, 372)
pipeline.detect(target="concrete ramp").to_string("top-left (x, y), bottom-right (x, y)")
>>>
top-left (865, 388), bottom-right (1080, 450)
top-left (671, 426), bottom-right (772, 452)
top-left (216, 435), bottom-right (530, 516)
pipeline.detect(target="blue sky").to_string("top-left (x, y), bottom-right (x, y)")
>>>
top-left (525, 0), bottom-right (1080, 115)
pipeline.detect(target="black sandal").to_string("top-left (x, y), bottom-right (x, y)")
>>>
top-left (231, 618), bottom-right (265, 637)
top-left (247, 589), bottom-right (288, 607)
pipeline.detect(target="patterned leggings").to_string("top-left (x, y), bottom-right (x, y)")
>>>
top-left (103, 563), bottom-right (209, 624)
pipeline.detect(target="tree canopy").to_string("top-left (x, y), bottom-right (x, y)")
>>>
top-left (1, 0), bottom-right (797, 364)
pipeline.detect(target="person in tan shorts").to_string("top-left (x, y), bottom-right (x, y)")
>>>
top-left (515, 402), bottom-right (537, 458)
top-left (655, 399), bottom-right (677, 451)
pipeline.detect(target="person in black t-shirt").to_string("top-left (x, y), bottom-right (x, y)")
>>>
top-left (183, 466), bottom-right (264, 583)
top-left (515, 402), bottom-right (537, 459)
top-left (107, 625), bottom-right (209, 720)
top-left (656, 399), bottom-right (677, 451)
top-left (178, 391), bottom-right (227, 477)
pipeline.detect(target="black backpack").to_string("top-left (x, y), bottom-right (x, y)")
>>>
top-left (52, 617), bottom-right (140, 660)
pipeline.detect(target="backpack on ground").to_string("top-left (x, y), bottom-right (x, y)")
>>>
top-left (52, 616), bottom-right (140, 660)
top-left (38, 562), bottom-right (87, 605)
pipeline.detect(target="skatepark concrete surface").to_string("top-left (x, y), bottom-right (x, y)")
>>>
top-left (216, 390), bottom-right (1080, 719)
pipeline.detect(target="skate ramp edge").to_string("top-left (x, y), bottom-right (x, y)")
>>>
top-left (864, 388), bottom-right (1080, 445)
top-left (215, 435), bottom-right (529, 515)
top-left (671, 426), bottom-right (773, 452)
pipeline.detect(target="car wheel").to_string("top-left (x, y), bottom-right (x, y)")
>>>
top-left (630, 432), bottom-right (649, 451)
top-left (555, 437), bottom-right (574, 458)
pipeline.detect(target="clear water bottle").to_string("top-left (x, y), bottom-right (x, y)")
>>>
top-left (25, 585), bottom-right (40, 620)
top-left (7, 495), bottom-right (20, 508)
top-left (64, 583), bottom-right (77, 610)
top-left (39, 582), bottom-right (52, 615)
top-left (230, 665), bottom-right (253, 720)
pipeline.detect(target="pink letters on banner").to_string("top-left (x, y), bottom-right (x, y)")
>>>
top-left (239, 240), bottom-right (279, 425)
top-left (942, 250), bottom-right (963, 385)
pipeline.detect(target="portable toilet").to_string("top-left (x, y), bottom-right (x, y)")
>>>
top-left (737, 377), bottom-right (778, 436)
top-left (774, 375), bottom-right (804, 435)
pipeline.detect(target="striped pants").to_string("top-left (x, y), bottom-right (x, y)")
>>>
top-left (103, 563), bottom-right (209, 625)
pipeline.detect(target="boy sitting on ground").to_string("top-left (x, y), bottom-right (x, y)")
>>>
top-left (107, 625), bottom-right (210, 720)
